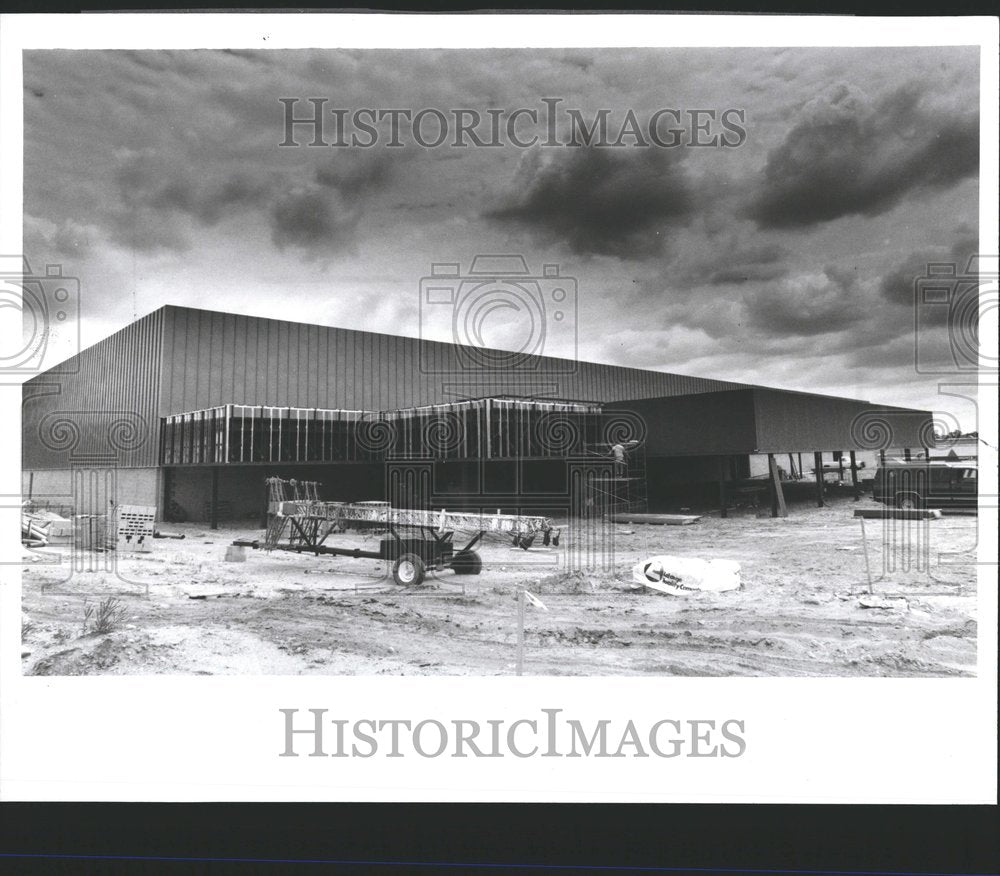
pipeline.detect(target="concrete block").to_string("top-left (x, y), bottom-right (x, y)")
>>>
top-left (224, 545), bottom-right (247, 562)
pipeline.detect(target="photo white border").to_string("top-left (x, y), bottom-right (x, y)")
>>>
top-left (1, 13), bottom-right (996, 803)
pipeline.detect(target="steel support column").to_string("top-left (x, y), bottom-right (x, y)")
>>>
top-left (210, 466), bottom-right (220, 531)
top-left (718, 456), bottom-right (728, 519)
top-left (768, 453), bottom-right (788, 518)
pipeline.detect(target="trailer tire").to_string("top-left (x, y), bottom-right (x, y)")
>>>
top-left (393, 553), bottom-right (426, 586)
top-left (895, 492), bottom-right (923, 510)
top-left (451, 550), bottom-right (482, 575)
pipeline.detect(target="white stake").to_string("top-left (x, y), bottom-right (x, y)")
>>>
top-left (516, 588), bottom-right (525, 676)
top-left (515, 589), bottom-right (547, 676)
top-left (859, 517), bottom-right (874, 595)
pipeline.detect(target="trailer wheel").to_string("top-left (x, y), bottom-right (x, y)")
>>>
top-left (451, 550), bottom-right (482, 575)
top-left (895, 492), bottom-right (923, 510)
top-left (393, 553), bottom-right (426, 586)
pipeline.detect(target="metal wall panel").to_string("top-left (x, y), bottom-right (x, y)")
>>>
top-left (751, 388), bottom-right (933, 453)
top-left (610, 390), bottom-right (760, 457)
top-left (615, 387), bottom-right (934, 456)
top-left (25, 303), bottom-right (747, 471)
top-left (22, 308), bottom-right (166, 470)
top-left (158, 305), bottom-right (744, 417)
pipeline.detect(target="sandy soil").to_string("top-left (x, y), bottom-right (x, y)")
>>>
top-left (20, 494), bottom-right (978, 677)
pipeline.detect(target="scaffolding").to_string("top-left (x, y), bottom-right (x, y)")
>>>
top-left (585, 440), bottom-right (648, 516)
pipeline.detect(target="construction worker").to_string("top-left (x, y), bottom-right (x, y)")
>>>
top-left (610, 441), bottom-right (627, 475)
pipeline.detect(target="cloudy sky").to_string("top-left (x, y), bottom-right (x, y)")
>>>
top-left (23, 47), bottom-right (982, 421)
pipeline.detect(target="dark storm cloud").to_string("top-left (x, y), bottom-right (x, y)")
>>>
top-left (747, 83), bottom-right (979, 229)
top-left (703, 243), bottom-right (790, 285)
top-left (486, 147), bottom-right (694, 259)
top-left (845, 334), bottom-right (920, 370)
top-left (314, 152), bottom-right (393, 197)
top-left (148, 173), bottom-right (272, 226)
top-left (743, 264), bottom-right (866, 337)
top-left (269, 186), bottom-right (359, 254)
top-left (23, 215), bottom-right (95, 263)
top-left (879, 226), bottom-right (981, 308)
top-left (106, 145), bottom-right (386, 256)
top-left (107, 150), bottom-right (274, 252)
top-left (268, 153), bottom-right (394, 254)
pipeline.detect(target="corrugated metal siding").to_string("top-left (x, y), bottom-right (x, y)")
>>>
top-left (25, 303), bottom-right (746, 471)
top-left (159, 305), bottom-right (744, 416)
top-left (613, 388), bottom-right (934, 456)
top-left (751, 388), bottom-right (934, 453)
top-left (22, 308), bottom-right (165, 469)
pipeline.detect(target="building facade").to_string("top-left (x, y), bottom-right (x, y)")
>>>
top-left (22, 304), bottom-right (933, 521)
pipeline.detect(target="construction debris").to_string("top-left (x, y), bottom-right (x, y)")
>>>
top-left (854, 508), bottom-right (942, 520)
top-left (610, 513), bottom-right (702, 526)
top-left (224, 545), bottom-right (248, 563)
top-left (21, 516), bottom-right (48, 547)
top-left (21, 505), bottom-right (74, 547)
top-left (74, 514), bottom-right (111, 551)
top-left (858, 595), bottom-right (909, 611)
top-left (633, 555), bottom-right (741, 595)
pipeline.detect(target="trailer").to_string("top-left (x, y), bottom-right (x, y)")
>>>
top-left (232, 478), bottom-right (562, 586)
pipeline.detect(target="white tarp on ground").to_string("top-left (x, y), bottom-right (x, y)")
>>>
top-left (632, 555), bottom-right (742, 595)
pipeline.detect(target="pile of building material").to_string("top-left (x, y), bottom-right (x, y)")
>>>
top-left (21, 506), bottom-right (74, 547)
top-left (74, 514), bottom-right (111, 551)
top-left (25, 505), bottom-right (159, 553)
top-left (113, 505), bottom-right (156, 553)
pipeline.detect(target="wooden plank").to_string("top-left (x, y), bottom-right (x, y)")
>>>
top-left (184, 588), bottom-right (238, 600)
top-left (854, 508), bottom-right (942, 520)
top-left (609, 513), bottom-right (702, 526)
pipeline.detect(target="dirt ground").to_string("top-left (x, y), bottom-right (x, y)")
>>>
top-left (20, 493), bottom-right (978, 677)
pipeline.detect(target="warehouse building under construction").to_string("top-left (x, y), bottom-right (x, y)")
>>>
top-left (22, 304), bottom-right (935, 524)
